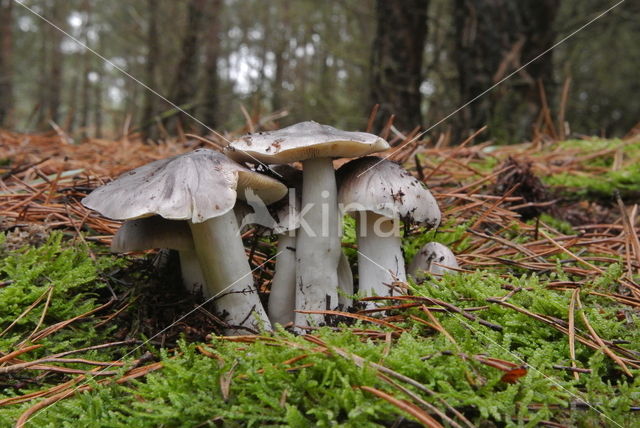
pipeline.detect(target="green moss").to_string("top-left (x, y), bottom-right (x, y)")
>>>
top-left (0, 231), bottom-right (124, 365)
top-left (403, 219), bottom-right (473, 263)
top-left (3, 267), bottom-right (635, 427)
top-left (1, 199), bottom-right (638, 427)
top-left (534, 213), bottom-right (575, 235)
top-left (543, 139), bottom-right (640, 200)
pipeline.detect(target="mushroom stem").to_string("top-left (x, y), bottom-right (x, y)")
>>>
top-left (295, 157), bottom-right (341, 326)
top-left (178, 249), bottom-right (206, 296)
top-left (268, 233), bottom-right (297, 326)
top-left (356, 211), bottom-right (405, 305)
top-left (189, 210), bottom-right (272, 334)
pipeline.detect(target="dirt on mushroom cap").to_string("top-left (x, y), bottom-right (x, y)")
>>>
top-left (226, 121), bottom-right (390, 164)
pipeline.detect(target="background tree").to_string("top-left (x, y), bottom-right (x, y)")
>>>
top-left (0, 0), bottom-right (12, 128)
top-left (369, 0), bottom-right (429, 131)
top-left (199, 0), bottom-right (223, 132)
top-left (164, 0), bottom-right (207, 134)
top-left (453, 0), bottom-right (560, 142)
top-left (141, 0), bottom-right (160, 140)
top-left (44, 0), bottom-right (65, 126)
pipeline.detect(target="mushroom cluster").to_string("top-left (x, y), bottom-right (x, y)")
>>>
top-left (82, 121), bottom-right (458, 335)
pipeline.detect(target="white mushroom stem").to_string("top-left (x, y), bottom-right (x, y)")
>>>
top-left (268, 233), bottom-right (297, 326)
top-left (295, 157), bottom-right (341, 326)
top-left (337, 251), bottom-right (353, 309)
top-left (269, 234), bottom-right (352, 326)
top-left (189, 210), bottom-right (272, 334)
top-left (178, 249), bottom-right (206, 296)
top-left (356, 212), bottom-right (405, 306)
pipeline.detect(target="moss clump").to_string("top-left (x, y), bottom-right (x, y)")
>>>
top-left (0, 231), bottom-right (125, 416)
top-left (543, 139), bottom-right (640, 200)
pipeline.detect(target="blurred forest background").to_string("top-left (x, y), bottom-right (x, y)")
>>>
top-left (0, 0), bottom-right (638, 143)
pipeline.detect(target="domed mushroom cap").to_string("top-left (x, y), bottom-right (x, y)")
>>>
top-left (82, 149), bottom-right (287, 223)
top-left (337, 157), bottom-right (441, 227)
top-left (111, 216), bottom-right (193, 252)
top-left (225, 121), bottom-right (390, 164)
top-left (408, 242), bottom-right (459, 277)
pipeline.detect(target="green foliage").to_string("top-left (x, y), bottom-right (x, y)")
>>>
top-left (543, 139), bottom-right (640, 200)
top-left (403, 219), bottom-right (473, 262)
top-left (2, 208), bottom-right (638, 427)
top-left (535, 213), bottom-right (575, 235)
top-left (545, 165), bottom-right (640, 200)
top-left (0, 231), bottom-right (122, 361)
top-left (4, 266), bottom-right (636, 427)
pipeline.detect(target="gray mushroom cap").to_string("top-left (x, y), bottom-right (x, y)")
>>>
top-left (225, 121), bottom-right (390, 164)
top-left (82, 149), bottom-right (287, 223)
top-left (111, 217), bottom-right (193, 252)
top-left (408, 242), bottom-right (459, 277)
top-left (337, 157), bottom-right (441, 227)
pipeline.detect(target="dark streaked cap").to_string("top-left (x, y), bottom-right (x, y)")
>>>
top-left (337, 156), bottom-right (441, 227)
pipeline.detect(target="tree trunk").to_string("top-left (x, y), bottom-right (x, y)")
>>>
top-left (0, 0), bottom-right (13, 128)
top-left (453, 0), bottom-right (560, 142)
top-left (165, 0), bottom-right (206, 134)
top-left (79, 0), bottom-right (92, 138)
top-left (93, 62), bottom-right (103, 138)
top-left (271, 0), bottom-right (290, 113)
top-left (141, 0), bottom-right (159, 140)
top-left (200, 0), bottom-right (222, 132)
top-left (369, 0), bottom-right (429, 132)
top-left (47, 1), bottom-right (64, 125)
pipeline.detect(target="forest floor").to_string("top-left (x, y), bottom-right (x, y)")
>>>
top-left (1, 128), bottom-right (639, 427)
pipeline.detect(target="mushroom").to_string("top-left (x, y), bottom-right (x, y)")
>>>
top-left (237, 164), bottom-right (353, 326)
top-left (337, 157), bottom-right (440, 304)
top-left (265, 201), bottom-right (355, 325)
top-left (111, 216), bottom-right (206, 296)
top-left (408, 242), bottom-right (459, 279)
top-left (82, 149), bottom-right (287, 334)
top-left (227, 121), bottom-right (389, 326)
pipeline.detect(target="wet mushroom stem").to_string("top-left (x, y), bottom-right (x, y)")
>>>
top-left (296, 156), bottom-right (341, 322)
top-left (356, 211), bottom-right (405, 296)
top-left (235, 181), bottom-right (302, 327)
top-left (188, 210), bottom-right (266, 331)
top-left (337, 250), bottom-right (354, 308)
top-left (237, 161), bottom-right (354, 325)
top-left (269, 232), bottom-right (297, 325)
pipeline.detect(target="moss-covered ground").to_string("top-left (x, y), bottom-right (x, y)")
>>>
top-left (1, 137), bottom-right (640, 427)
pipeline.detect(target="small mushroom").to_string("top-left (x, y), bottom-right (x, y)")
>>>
top-left (408, 242), bottom-right (459, 279)
top-left (338, 157), bottom-right (440, 305)
top-left (82, 149), bottom-right (287, 334)
top-left (227, 121), bottom-right (389, 326)
top-left (111, 216), bottom-right (206, 296)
